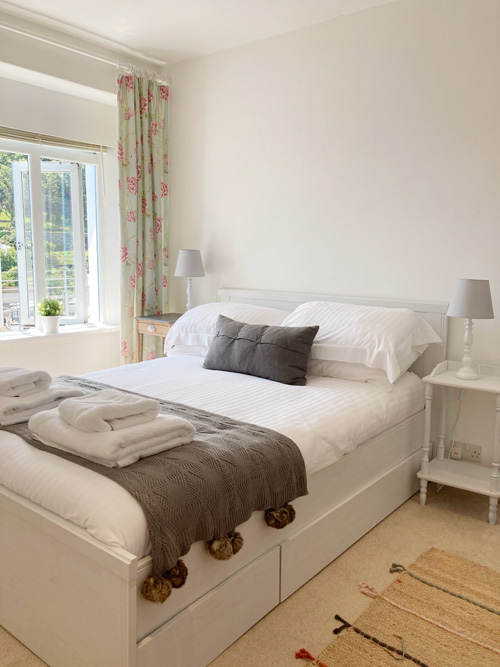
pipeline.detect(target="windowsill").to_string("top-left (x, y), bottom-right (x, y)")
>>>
top-left (0, 323), bottom-right (120, 342)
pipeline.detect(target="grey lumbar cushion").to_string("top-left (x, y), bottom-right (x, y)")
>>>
top-left (203, 315), bottom-right (319, 386)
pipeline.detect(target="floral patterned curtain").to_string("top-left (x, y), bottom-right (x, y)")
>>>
top-left (117, 72), bottom-right (169, 363)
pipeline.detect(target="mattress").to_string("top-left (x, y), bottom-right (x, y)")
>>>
top-left (0, 356), bottom-right (424, 558)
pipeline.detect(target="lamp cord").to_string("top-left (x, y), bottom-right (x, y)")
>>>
top-left (448, 389), bottom-right (464, 458)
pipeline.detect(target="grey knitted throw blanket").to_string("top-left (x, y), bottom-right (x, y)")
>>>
top-left (3, 375), bottom-right (308, 577)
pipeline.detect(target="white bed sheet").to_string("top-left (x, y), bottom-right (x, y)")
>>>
top-left (0, 356), bottom-right (424, 558)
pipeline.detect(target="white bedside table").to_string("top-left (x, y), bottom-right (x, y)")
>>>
top-left (417, 360), bottom-right (500, 525)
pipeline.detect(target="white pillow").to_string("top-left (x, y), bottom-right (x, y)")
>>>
top-left (166, 344), bottom-right (207, 358)
top-left (282, 301), bottom-right (442, 383)
top-left (164, 302), bottom-right (290, 355)
top-left (306, 359), bottom-right (395, 392)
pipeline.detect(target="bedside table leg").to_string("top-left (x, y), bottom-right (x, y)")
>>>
top-left (419, 384), bottom-right (433, 507)
top-left (488, 497), bottom-right (497, 526)
top-left (420, 384), bottom-right (433, 476)
top-left (437, 386), bottom-right (448, 460)
top-left (419, 479), bottom-right (428, 506)
top-left (491, 396), bottom-right (500, 496)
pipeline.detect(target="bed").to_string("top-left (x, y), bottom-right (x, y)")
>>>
top-left (0, 288), bottom-right (448, 667)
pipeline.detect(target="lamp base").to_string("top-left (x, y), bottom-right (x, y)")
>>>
top-left (455, 364), bottom-right (480, 381)
top-left (186, 276), bottom-right (192, 311)
top-left (455, 318), bottom-right (480, 380)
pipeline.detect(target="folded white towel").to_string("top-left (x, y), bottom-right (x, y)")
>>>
top-left (29, 409), bottom-right (196, 467)
top-left (0, 386), bottom-right (85, 426)
top-left (0, 367), bottom-right (52, 397)
top-left (58, 389), bottom-right (161, 432)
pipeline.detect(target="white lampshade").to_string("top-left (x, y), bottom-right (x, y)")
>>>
top-left (447, 279), bottom-right (494, 319)
top-left (174, 249), bottom-right (205, 278)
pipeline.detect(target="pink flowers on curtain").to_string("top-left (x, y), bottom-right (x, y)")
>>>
top-left (117, 72), bottom-right (169, 363)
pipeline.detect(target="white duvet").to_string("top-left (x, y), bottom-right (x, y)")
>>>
top-left (0, 356), bottom-right (424, 558)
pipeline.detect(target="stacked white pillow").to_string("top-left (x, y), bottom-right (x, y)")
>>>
top-left (164, 299), bottom-right (443, 390)
top-left (280, 301), bottom-right (443, 385)
top-left (306, 359), bottom-right (394, 391)
top-left (164, 302), bottom-right (290, 357)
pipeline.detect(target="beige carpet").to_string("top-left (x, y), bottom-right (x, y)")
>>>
top-left (1, 485), bottom-right (500, 667)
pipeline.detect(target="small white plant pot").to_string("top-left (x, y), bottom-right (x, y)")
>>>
top-left (41, 315), bottom-right (60, 334)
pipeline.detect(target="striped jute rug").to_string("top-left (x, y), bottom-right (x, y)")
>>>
top-left (313, 548), bottom-right (500, 667)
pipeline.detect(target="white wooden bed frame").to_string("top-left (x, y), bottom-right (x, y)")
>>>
top-left (0, 288), bottom-right (448, 667)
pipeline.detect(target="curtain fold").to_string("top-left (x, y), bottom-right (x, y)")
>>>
top-left (117, 73), bottom-right (169, 363)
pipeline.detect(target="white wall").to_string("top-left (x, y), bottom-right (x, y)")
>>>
top-left (168, 0), bottom-right (500, 454)
top-left (0, 329), bottom-right (120, 376)
top-left (0, 77), bottom-right (116, 147)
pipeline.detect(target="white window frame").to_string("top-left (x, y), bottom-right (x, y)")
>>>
top-left (0, 138), bottom-right (100, 328)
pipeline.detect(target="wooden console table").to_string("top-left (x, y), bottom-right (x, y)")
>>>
top-left (135, 313), bottom-right (182, 362)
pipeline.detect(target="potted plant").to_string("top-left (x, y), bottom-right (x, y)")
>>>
top-left (37, 298), bottom-right (63, 334)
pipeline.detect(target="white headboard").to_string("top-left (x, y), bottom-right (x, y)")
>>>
top-left (218, 288), bottom-right (448, 379)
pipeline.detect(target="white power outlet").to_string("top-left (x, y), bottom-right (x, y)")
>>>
top-left (461, 443), bottom-right (482, 463)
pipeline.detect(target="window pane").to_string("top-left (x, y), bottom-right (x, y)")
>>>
top-left (0, 150), bottom-right (32, 331)
top-left (41, 160), bottom-right (80, 320)
top-left (83, 164), bottom-right (99, 322)
top-left (22, 170), bottom-right (36, 323)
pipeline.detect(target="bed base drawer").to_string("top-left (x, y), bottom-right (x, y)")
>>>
top-left (280, 448), bottom-right (421, 600)
top-left (137, 546), bottom-right (280, 667)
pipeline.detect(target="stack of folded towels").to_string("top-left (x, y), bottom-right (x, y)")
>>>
top-left (0, 367), bottom-right (84, 426)
top-left (29, 388), bottom-right (196, 467)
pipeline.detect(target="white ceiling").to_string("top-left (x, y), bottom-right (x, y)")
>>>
top-left (0, 0), bottom-right (397, 65)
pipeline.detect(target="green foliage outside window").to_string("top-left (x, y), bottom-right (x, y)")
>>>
top-left (1, 152), bottom-right (90, 311)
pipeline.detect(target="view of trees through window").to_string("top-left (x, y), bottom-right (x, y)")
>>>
top-left (0, 151), bottom-right (27, 287)
top-left (0, 148), bottom-right (98, 330)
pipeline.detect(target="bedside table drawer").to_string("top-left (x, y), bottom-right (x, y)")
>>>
top-left (137, 320), bottom-right (173, 337)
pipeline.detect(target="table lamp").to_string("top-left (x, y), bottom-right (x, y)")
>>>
top-left (174, 249), bottom-right (205, 311)
top-left (447, 278), bottom-right (494, 380)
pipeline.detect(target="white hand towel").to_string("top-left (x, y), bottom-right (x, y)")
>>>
top-left (29, 410), bottom-right (196, 467)
top-left (58, 389), bottom-right (161, 432)
top-left (0, 386), bottom-right (85, 426)
top-left (0, 367), bottom-right (52, 397)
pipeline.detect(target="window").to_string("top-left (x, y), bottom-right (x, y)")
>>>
top-left (0, 140), bottom-right (100, 331)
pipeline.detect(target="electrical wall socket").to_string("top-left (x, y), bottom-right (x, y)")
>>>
top-left (459, 443), bottom-right (482, 463)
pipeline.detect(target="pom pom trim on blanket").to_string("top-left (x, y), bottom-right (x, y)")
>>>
top-left (265, 503), bottom-right (296, 529)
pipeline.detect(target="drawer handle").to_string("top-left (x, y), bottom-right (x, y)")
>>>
top-left (147, 325), bottom-right (155, 333)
